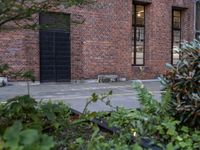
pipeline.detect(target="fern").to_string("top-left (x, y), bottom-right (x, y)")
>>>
top-left (133, 82), bottom-right (172, 116)
top-left (133, 82), bottom-right (159, 113)
top-left (159, 89), bottom-right (172, 114)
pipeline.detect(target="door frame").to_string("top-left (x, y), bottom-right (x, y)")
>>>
top-left (39, 12), bottom-right (71, 82)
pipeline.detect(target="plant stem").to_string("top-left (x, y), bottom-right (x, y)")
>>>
top-left (27, 81), bottom-right (30, 96)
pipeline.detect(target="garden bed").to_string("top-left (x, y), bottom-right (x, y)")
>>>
top-left (70, 108), bottom-right (164, 150)
top-left (1, 84), bottom-right (200, 150)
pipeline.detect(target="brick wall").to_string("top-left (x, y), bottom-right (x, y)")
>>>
top-left (0, 0), bottom-right (195, 81)
top-left (132, 0), bottom-right (195, 79)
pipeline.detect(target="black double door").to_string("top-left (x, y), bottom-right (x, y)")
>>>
top-left (39, 13), bottom-right (71, 82)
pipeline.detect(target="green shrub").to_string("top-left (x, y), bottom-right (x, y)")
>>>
top-left (103, 83), bottom-right (200, 149)
top-left (0, 63), bottom-right (9, 76)
top-left (0, 96), bottom-right (70, 149)
top-left (160, 40), bottom-right (200, 128)
top-left (0, 121), bottom-right (54, 150)
top-left (0, 96), bottom-right (71, 131)
top-left (1, 85), bottom-right (200, 150)
top-left (0, 95), bottom-right (94, 150)
top-left (1, 95), bottom-right (37, 118)
top-left (70, 83), bottom-right (200, 150)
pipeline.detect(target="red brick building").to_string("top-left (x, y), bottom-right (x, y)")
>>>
top-left (0, 0), bottom-right (199, 82)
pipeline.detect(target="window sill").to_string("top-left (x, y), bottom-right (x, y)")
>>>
top-left (131, 65), bottom-right (150, 71)
top-left (132, 64), bottom-right (145, 67)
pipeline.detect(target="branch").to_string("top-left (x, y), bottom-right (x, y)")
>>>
top-left (0, 0), bottom-right (94, 28)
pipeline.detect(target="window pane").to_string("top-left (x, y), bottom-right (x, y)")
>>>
top-left (173, 10), bottom-right (181, 29)
top-left (136, 53), bottom-right (144, 65)
top-left (136, 59), bottom-right (144, 65)
top-left (173, 30), bottom-right (181, 65)
top-left (136, 5), bottom-right (144, 26)
top-left (136, 27), bottom-right (144, 53)
top-left (136, 27), bottom-right (144, 42)
top-left (136, 46), bottom-right (144, 53)
top-left (40, 13), bottom-right (70, 31)
top-left (132, 28), bottom-right (135, 42)
top-left (136, 27), bottom-right (144, 65)
top-left (136, 52), bottom-right (144, 58)
top-left (173, 10), bottom-right (181, 17)
top-left (173, 30), bottom-right (181, 44)
top-left (196, 32), bottom-right (200, 41)
top-left (196, 1), bottom-right (200, 31)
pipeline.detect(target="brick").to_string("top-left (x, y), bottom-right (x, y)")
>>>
top-left (0, 0), bottom-right (195, 81)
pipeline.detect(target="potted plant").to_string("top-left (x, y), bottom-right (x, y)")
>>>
top-left (0, 63), bottom-right (9, 87)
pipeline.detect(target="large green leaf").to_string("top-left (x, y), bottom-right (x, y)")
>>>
top-left (20, 129), bottom-right (38, 145)
top-left (3, 121), bottom-right (22, 149)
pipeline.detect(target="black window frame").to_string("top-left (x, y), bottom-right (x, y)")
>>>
top-left (172, 9), bottom-right (181, 65)
top-left (132, 4), bottom-right (145, 66)
top-left (196, 0), bottom-right (200, 41)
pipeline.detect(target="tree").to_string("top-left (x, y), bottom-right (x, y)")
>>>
top-left (0, 0), bottom-right (90, 28)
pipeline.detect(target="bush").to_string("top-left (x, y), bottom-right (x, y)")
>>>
top-left (1, 80), bottom-right (200, 150)
top-left (160, 40), bottom-right (200, 128)
top-left (0, 63), bottom-right (9, 77)
top-left (0, 95), bottom-right (71, 132)
top-left (0, 95), bottom-right (95, 150)
top-left (73, 83), bottom-right (200, 150)
top-left (0, 121), bottom-right (54, 150)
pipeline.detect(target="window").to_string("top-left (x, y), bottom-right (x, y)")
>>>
top-left (132, 5), bottom-right (145, 65)
top-left (39, 12), bottom-right (70, 32)
top-left (172, 10), bottom-right (181, 65)
top-left (196, 0), bottom-right (200, 41)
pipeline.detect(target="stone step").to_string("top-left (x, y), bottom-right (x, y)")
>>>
top-left (98, 75), bottom-right (118, 83)
top-left (0, 77), bottom-right (8, 87)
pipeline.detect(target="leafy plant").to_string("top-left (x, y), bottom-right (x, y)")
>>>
top-left (0, 96), bottom-right (72, 132)
top-left (83, 90), bottom-right (114, 114)
top-left (72, 127), bottom-right (143, 150)
top-left (0, 121), bottom-right (54, 150)
top-left (99, 82), bottom-right (200, 149)
top-left (160, 40), bottom-right (200, 128)
top-left (1, 95), bottom-right (37, 119)
top-left (0, 63), bottom-right (36, 92)
top-left (133, 81), bottom-right (172, 115)
top-left (12, 70), bottom-right (35, 96)
top-left (0, 63), bottom-right (9, 77)
top-left (1, 80), bottom-right (200, 150)
top-left (0, 95), bottom-right (94, 150)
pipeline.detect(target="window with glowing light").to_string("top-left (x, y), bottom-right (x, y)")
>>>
top-left (172, 10), bottom-right (181, 65)
top-left (132, 5), bottom-right (145, 65)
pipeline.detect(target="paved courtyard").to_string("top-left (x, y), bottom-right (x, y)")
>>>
top-left (0, 80), bottom-right (162, 112)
